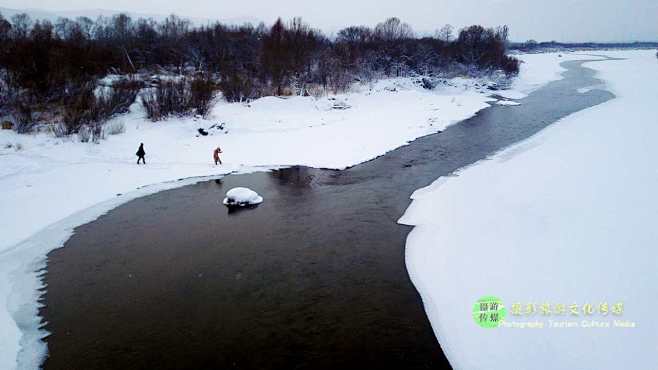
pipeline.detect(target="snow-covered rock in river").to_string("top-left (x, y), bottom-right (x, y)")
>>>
top-left (223, 187), bottom-right (263, 206)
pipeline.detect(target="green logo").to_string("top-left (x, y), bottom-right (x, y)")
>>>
top-left (473, 296), bottom-right (507, 328)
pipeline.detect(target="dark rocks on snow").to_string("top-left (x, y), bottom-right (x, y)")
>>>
top-left (332, 101), bottom-right (351, 110)
top-left (421, 78), bottom-right (437, 90)
top-left (208, 123), bottom-right (225, 131)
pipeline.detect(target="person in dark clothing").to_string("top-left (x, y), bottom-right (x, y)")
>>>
top-left (136, 143), bottom-right (146, 164)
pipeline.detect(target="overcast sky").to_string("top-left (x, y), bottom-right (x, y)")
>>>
top-left (1, 0), bottom-right (657, 42)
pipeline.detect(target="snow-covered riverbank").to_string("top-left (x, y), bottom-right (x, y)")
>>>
top-left (0, 52), bottom-right (588, 369)
top-left (400, 49), bottom-right (658, 369)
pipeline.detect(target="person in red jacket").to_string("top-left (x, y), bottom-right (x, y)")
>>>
top-left (213, 146), bottom-right (223, 165)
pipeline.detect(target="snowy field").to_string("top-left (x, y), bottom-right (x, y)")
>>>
top-left (400, 49), bottom-right (658, 369)
top-left (0, 52), bottom-right (588, 369)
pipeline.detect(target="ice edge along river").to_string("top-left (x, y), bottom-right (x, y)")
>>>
top-left (0, 52), bottom-right (597, 369)
top-left (400, 50), bottom-right (658, 370)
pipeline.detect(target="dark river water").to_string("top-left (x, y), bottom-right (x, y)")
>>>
top-left (40, 59), bottom-right (614, 370)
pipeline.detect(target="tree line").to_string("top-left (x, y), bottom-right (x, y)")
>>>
top-left (0, 12), bottom-right (519, 132)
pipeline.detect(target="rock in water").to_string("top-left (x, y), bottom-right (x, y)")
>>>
top-left (223, 187), bottom-right (264, 207)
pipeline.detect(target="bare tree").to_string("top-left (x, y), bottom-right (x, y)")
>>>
top-left (75, 16), bottom-right (94, 39)
top-left (0, 13), bottom-right (11, 41)
top-left (374, 17), bottom-right (414, 41)
top-left (337, 26), bottom-right (372, 43)
top-left (159, 14), bottom-right (190, 40)
top-left (437, 24), bottom-right (453, 43)
top-left (10, 13), bottom-right (32, 39)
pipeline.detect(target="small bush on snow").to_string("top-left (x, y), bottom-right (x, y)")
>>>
top-left (77, 125), bottom-right (92, 142)
top-left (50, 123), bottom-right (68, 138)
top-left (141, 76), bottom-right (217, 121)
top-left (103, 120), bottom-right (126, 136)
top-left (14, 101), bottom-right (35, 134)
top-left (64, 82), bottom-right (138, 135)
top-left (77, 124), bottom-right (104, 143)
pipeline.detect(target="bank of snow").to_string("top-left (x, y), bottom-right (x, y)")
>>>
top-left (0, 52), bottom-right (583, 370)
top-left (400, 49), bottom-right (658, 370)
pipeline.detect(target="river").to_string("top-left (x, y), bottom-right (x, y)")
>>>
top-left (41, 59), bottom-right (614, 370)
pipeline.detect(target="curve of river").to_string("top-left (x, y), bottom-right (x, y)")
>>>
top-left (40, 59), bottom-right (614, 370)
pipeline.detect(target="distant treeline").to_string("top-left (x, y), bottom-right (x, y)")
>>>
top-left (0, 12), bottom-right (519, 132)
top-left (512, 40), bottom-right (658, 52)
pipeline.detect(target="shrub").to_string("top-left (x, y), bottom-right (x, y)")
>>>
top-left (77, 124), bottom-right (92, 142)
top-left (112, 77), bottom-right (145, 91)
top-left (501, 55), bottom-right (520, 75)
top-left (219, 73), bottom-right (258, 102)
top-left (63, 82), bottom-right (138, 134)
top-left (50, 122), bottom-right (67, 137)
top-left (100, 85), bottom-right (138, 117)
top-left (190, 76), bottom-right (216, 115)
top-left (140, 90), bottom-right (160, 121)
top-left (140, 81), bottom-right (186, 121)
top-left (63, 84), bottom-right (96, 133)
top-left (77, 124), bottom-right (104, 143)
top-left (14, 101), bottom-right (35, 134)
top-left (103, 120), bottom-right (125, 136)
top-left (141, 76), bottom-right (217, 121)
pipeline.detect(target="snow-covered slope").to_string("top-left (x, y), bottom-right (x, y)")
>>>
top-left (0, 52), bottom-right (585, 369)
top-left (400, 50), bottom-right (658, 370)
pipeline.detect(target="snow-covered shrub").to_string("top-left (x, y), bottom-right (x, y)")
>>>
top-left (77, 125), bottom-right (92, 142)
top-left (305, 84), bottom-right (326, 98)
top-left (103, 120), bottom-right (126, 136)
top-left (218, 73), bottom-right (258, 102)
top-left (190, 76), bottom-right (216, 115)
top-left (501, 55), bottom-right (520, 75)
top-left (140, 82), bottom-right (183, 121)
top-left (14, 102), bottom-right (35, 134)
top-left (111, 77), bottom-right (146, 91)
top-left (64, 83), bottom-right (137, 134)
top-left (0, 72), bottom-right (9, 113)
top-left (76, 124), bottom-right (103, 143)
top-left (141, 76), bottom-right (217, 121)
top-left (50, 123), bottom-right (68, 138)
top-left (64, 85), bottom-right (97, 133)
top-left (140, 90), bottom-right (160, 121)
